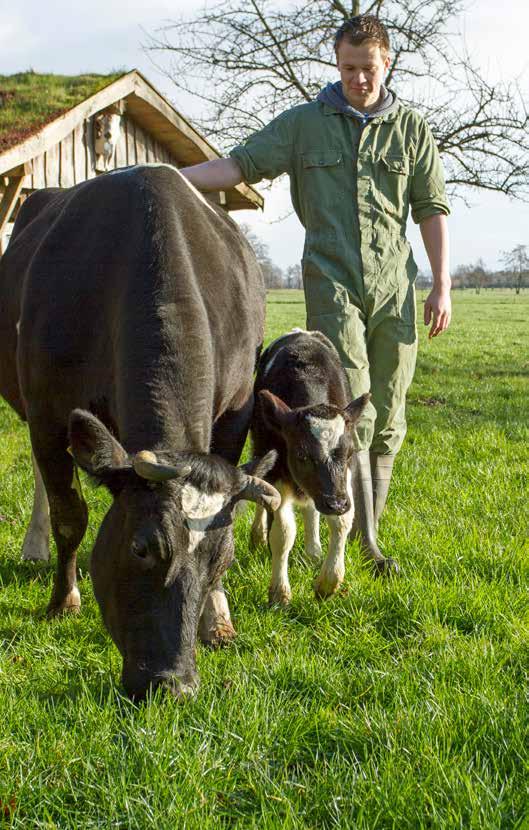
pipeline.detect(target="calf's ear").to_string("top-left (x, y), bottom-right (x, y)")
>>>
top-left (259, 390), bottom-right (293, 432)
top-left (239, 449), bottom-right (278, 480)
top-left (344, 393), bottom-right (371, 425)
top-left (68, 409), bottom-right (132, 495)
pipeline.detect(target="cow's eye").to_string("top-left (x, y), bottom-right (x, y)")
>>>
top-left (296, 450), bottom-right (308, 462)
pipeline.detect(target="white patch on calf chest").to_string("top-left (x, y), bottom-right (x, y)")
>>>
top-left (307, 415), bottom-right (345, 456)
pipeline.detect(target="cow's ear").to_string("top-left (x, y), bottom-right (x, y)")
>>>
top-left (344, 393), bottom-right (371, 425)
top-left (259, 390), bottom-right (293, 432)
top-left (68, 409), bottom-right (132, 495)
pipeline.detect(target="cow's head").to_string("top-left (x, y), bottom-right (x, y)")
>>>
top-left (258, 391), bottom-right (370, 514)
top-left (68, 410), bottom-right (279, 701)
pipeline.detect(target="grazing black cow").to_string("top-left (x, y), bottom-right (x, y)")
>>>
top-left (250, 329), bottom-right (369, 604)
top-left (0, 164), bottom-right (280, 699)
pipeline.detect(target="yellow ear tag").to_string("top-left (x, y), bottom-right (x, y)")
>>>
top-left (67, 446), bottom-right (74, 457)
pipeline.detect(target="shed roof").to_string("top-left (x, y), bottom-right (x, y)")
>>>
top-left (0, 70), bottom-right (262, 211)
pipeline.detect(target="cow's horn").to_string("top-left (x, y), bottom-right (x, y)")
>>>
top-left (238, 476), bottom-right (281, 512)
top-left (133, 450), bottom-right (192, 482)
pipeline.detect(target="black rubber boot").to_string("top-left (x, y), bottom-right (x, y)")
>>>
top-left (370, 453), bottom-right (395, 531)
top-left (349, 450), bottom-right (399, 576)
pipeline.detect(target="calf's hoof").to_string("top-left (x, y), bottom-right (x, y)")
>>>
top-left (304, 546), bottom-right (323, 565)
top-left (250, 527), bottom-right (267, 551)
top-left (46, 586), bottom-right (81, 618)
top-left (268, 585), bottom-right (291, 607)
top-left (372, 557), bottom-right (400, 577)
top-left (199, 619), bottom-right (237, 649)
top-left (314, 573), bottom-right (341, 599)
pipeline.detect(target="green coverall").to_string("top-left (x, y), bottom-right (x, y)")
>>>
top-left (230, 98), bottom-right (450, 456)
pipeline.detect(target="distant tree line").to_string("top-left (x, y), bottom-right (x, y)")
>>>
top-left (440, 244), bottom-right (528, 294)
top-left (243, 226), bottom-right (529, 294)
top-left (239, 224), bottom-right (302, 289)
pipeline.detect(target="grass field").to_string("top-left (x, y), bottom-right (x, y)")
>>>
top-left (0, 289), bottom-right (528, 829)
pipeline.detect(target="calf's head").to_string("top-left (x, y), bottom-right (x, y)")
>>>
top-left (69, 410), bottom-right (279, 700)
top-left (259, 391), bottom-right (370, 514)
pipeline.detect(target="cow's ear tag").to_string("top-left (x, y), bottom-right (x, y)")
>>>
top-left (67, 445), bottom-right (74, 457)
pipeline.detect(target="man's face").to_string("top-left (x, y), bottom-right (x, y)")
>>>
top-left (336, 40), bottom-right (391, 111)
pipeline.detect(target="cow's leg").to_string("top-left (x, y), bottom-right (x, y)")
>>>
top-left (314, 468), bottom-right (354, 598)
top-left (300, 501), bottom-right (322, 564)
top-left (21, 451), bottom-right (51, 562)
top-left (204, 395), bottom-right (254, 640)
top-left (250, 503), bottom-right (269, 549)
top-left (268, 489), bottom-right (296, 605)
top-left (198, 580), bottom-right (236, 647)
top-left (32, 435), bottom-right (88, 616)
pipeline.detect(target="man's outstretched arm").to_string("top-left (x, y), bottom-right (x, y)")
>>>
top-left (420, 213), bottom-right (451, 339)
top-left (180, 158), bottom-right (244, 192)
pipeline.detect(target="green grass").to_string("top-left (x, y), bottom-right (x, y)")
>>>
top-left (0, 72), bottom-right (125, 154)
top-left (0, 289), bottom-right (528, 828)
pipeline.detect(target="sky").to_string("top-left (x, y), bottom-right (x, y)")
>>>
top-left (1, 0), bottom-right (528, 274)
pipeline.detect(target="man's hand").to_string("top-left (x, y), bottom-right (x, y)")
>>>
top-left (423, 288), bottom-right (451, 338)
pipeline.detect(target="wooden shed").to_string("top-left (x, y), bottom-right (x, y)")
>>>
top-left (0, 70), bottom-right (263, 253)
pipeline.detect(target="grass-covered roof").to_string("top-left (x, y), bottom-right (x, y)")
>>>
top-left (0, 71), bottom-right (126, 155)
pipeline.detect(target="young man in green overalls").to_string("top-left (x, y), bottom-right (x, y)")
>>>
top-left (182, 15), bottom-right (451, 574)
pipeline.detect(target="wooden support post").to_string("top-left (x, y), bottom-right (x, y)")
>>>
top-left (0, 173), bottom-right (26, 252)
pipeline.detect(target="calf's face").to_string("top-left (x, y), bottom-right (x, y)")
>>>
top-left (69, 410), bottom-right (279, 700)
top-left (259, 391), bottom-right (369, 514)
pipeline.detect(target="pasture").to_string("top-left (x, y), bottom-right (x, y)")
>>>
top-left (0, 289), bottom-right (528, 829)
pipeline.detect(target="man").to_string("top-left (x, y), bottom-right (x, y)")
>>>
top-left (182, 15), bottom-right (451, 573)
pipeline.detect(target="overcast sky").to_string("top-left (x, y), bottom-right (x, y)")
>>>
top-left (1, 0), bottom-right (528, 273)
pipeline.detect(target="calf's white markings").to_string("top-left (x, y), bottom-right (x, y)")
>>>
top-left (307, 415), bottom-right (345, 455)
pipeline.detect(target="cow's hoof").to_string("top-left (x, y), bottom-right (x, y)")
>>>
top-left (314, 574), bottom-right (341, 599)
top-left (372, 557), bottom-right (400, 577)
top-left (46, 587), bottom-right (81, 617)
top-left (268, 586), bottom-right (291, 607)
top-left (200, 620), bottom-right (237, 649)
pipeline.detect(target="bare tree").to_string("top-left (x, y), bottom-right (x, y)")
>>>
top-left (147, 0), bottom-right (529, 201)
top-left (501, 244), bottom-right (529, 294)
top-left (452, 258), bottom-right (490, 292)
top-left (285, 263), bottom-right (302, 289)
top-left (239, 223), bottom-right (285, 288)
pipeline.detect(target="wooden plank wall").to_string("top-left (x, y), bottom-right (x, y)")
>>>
top-left (29, 114), bottom-right (180, 191)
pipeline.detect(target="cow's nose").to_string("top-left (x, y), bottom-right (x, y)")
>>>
top-left (159, 672), bottom-right (200, 701)
top-left (104, 131), bottom-right (112, 139)
top-left (122, 667), bottom-right (199, 702)
top-left (322, 495), bottom-right (350, 515)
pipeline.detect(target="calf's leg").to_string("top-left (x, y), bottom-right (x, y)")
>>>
top-left (21, 451), bottom-right (51, 562)
top-left (300, 502), bottom-right (322, 564)
top-left (205, 395), bottom-right (254, 640)
top-left (314, 468), bottom-right (354, 598)
top-left (268, 488), bottom-right (296, 605)
top-left (250, 503), bottom-right (268, 549)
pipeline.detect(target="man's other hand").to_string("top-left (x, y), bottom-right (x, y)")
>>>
top-left (423, 288), bottom-right (451, 338)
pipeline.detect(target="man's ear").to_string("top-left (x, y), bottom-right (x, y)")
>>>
top-left (344, 393), bottom-right (371, 426)
top-left (259, 390), bottom-right (293, 433)
top-left (68, 409), bottom-right (133, 496)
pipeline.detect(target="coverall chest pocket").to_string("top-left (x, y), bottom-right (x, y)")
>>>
top-left (301, 151), bottom-right (344, 229)
top-left (379, 154), bottom-right (411, 216)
